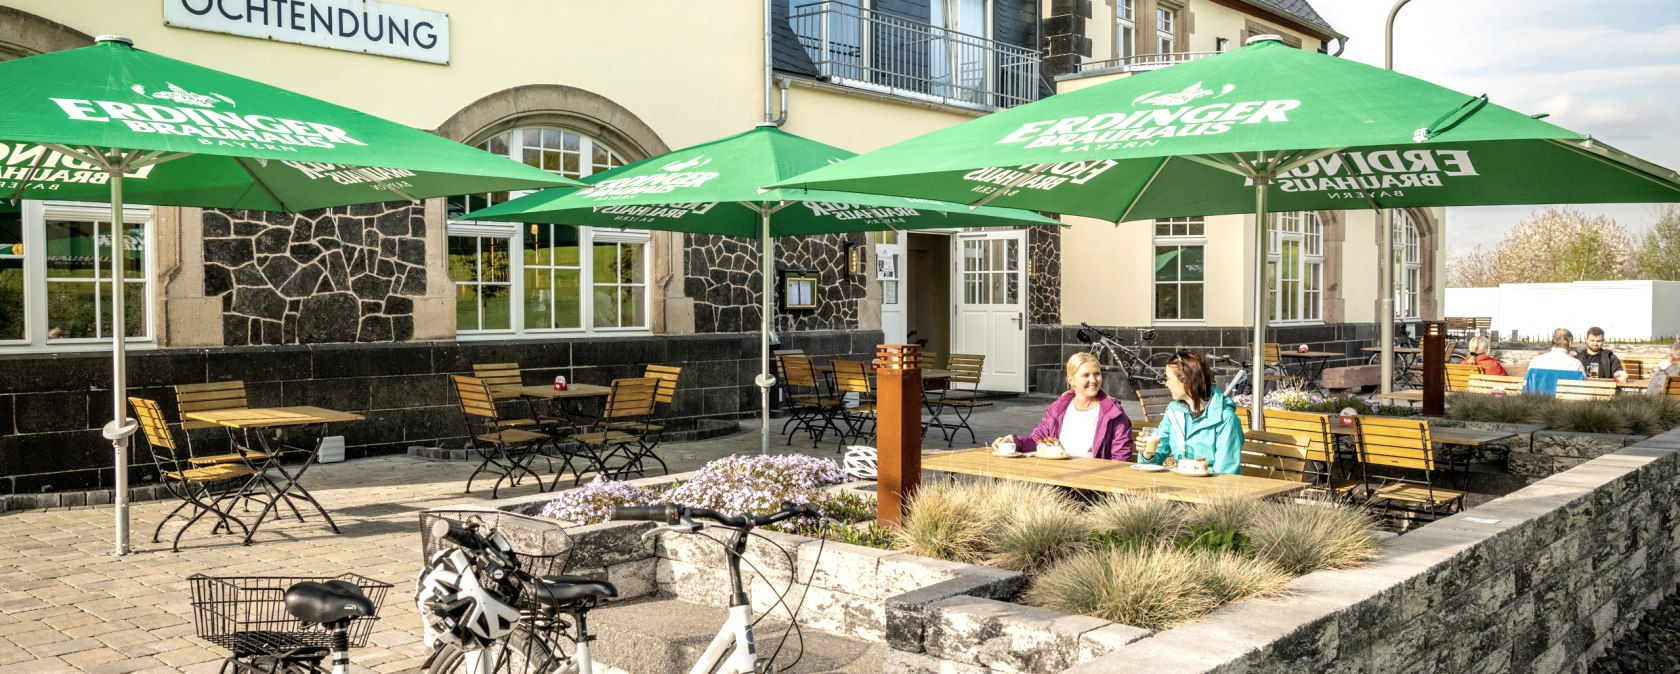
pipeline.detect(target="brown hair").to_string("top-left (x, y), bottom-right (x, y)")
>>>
top-left (1165, 348), bottom-right (1215, 405)
top-left (1587, 326), bottom-right (1606, 338)
top-left (1552, 328), bottom-right (1574, 349)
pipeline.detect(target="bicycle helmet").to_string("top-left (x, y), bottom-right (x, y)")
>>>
top-left (417, 547), bottom-right (522, 651)
top-left (842, 445), bottom-right (878, 480)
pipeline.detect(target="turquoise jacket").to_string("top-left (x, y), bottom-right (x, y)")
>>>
top-left (1139, 388), bottom-right (1245, 475)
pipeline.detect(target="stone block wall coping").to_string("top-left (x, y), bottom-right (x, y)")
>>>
top-left (1062, 426), bottom-right (1680, 673)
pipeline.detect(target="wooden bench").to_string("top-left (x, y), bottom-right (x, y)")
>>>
top-left (1322, 364), bottom-right (1381, 392)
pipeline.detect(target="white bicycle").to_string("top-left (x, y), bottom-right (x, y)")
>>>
top-left (418, 502), bottom-right (818, 674)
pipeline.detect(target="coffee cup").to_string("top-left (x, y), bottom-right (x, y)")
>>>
top-left (1614, 371), bottom-right (1628, 384)
top-left (995, 441), bottom-right (1017, 455)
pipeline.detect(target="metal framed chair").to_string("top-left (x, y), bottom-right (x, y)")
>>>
top-left (1134, 388), bottom-right (1176, 424)
top-left (1354, 416), bottom-right (1464, 523)
top-left (778, 354), bottom-right (843, 447)
top-left (450, 375), bottom-right (549, 498)
top-left (1239, 429), bottom-right (1313, 484)
top-left (925, 353), bottom-right (991, 447)
top-left (130, 397), bottom-right (256, 552)
top-left (1556, 379), bottom-right (1618, 401)
top-left (472, 362), bottom-right (561, 430)
top-left (1444, 363), bottom-right (1479, 392)
top-left (831, 360), bottom-right (878, 449)
top-left (605, 365), bottom-right (682, 465)
top-left (1467, 373), bottom-right (1525, 395)
top-left (173, 381), bottom-right (268, 467)
top-left (567, 377), bottom-right (661, 481)
top-left (1262, 409), bottom-right (1364, 501)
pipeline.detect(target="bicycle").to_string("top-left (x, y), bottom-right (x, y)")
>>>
top-left (187, 573), bottom-right (390, 674)
top-left (418, 501), bottom-right (820, 674)
top-left (1367, 323), bottom-right (1422, 389)
top-left (1076, 323), bottom-right (1170, 393)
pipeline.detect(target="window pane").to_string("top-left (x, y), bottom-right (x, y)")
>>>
top-left (1181, 246), bottom-right (1204, 282)
top-left (1154, 246), bottom-right (1178, 282)
top-left (46, 220), bottom-right (98, 279)
top-left (1155, 284), bottom-right (1179, 320)
top-left (522, 129), bottom-right (541, 150)
top-left (482, 283), bottom-right (511, 330)
top-left (593, 285), bottom-right (619, 328)
top-left (456, 284), bottom-right (478, 331)
top-left (96, 280), bottom-right (145, 337)
top-left (620, 286), bottom-right (645, 328)
top-left (482, 238), bottom-right (509, 283)
top-left (561, 131), bottom-right (579, 152)
top-left (526, 225), bottom-right (551, 267)
top-left (524, 268), bottom-right (552, 330)
top-left (47, 281), bottom-right (97, 339)
top-left (449, 237), bottom-right (479, 282)
top-left (593, 242), bottom-right (618, 283)
top-left (541, 129), bottom-right (562, 150)
top-left (619, 243), bottom-right (645, 284)
top-left (0, 257), bottom-right (22, 340)
top-left (484, 132), bottom-right (509, 157)
top-left (553, 269), bottom-right (581, 328)
top-left (1183, 283), bottom-right (1204, 320)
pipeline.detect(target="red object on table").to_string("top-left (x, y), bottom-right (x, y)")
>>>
top-left (1297, 344), bottom-right (1310, 353)
top-left (553, 376), bottom-right (568, 391)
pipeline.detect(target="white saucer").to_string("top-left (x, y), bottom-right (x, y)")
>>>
top-left (991, 450), bottom-right (1022, 458)
top-left (1131, 463), bottom-right (1166, 472)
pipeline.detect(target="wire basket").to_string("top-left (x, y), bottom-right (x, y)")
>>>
top-left (420, 508), bottom-right (576, 580)
top-left (188, 574), bottom-right (391, 657)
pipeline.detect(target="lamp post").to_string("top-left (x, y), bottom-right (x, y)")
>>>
top-left (1378, 0), bottom-right (1414, 395)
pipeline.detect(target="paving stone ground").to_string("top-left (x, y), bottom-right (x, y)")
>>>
top-left (0, 400), bottom-right (1057, 673)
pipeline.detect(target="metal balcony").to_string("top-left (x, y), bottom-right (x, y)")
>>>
top-left (1076, 50), bottom-right (1220, 75)
top-left (788, 1), bottom-right (1041, 110)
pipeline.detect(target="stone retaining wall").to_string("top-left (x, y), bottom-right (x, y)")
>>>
top-left (1060, 426), bottom-right (1680, 673)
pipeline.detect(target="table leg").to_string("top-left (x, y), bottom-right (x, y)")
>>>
top-left (241, 423), bottom-right (340, 545)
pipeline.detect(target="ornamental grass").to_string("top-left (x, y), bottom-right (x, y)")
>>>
top-left (892, 480), bottom-right (994, 563)
top-left (984, 492), bottom-right (1090, 574)
top-left (1247, 501), bottom-right (1382, 575)
top-left (1445, 391), bottom-right (1680, 435)
top-left (1085, 495), bottom-right (1187, 549)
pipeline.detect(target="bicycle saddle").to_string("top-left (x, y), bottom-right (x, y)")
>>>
top-left (531, 575), bottom-right (618, 607)
top-left (285, 580), bottom-right (374, 625)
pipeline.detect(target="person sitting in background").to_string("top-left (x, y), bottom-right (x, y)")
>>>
top-left (1462, 335), bottom-right (1508, 376)
top-left (1648, 339), bottom-right (1680, 396)
top-left (1137, 349), bottom-right (1244, 475)
top-left (991, 352), bottom-right (1134, 460)
top-left (1524, 328), bottom-right (1586, 395)
top-left (1576, 326), bottom-right (1625, 379)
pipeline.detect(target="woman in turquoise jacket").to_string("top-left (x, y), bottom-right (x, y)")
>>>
top-left (1138, 349), bottom-right (1245, 475)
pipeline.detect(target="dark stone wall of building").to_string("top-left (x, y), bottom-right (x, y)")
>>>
top-left (203, 202), bottom-right (427, 346)
top-left (683, 232), bottom-right (867, 334)
top-left (0, 330), bottom-right (878, 496)
top-left (1028, 224), bottom-right (1061, 326)
top-left (1028, 322), bottom-right (1384, 393)
top-left (1042, 0), bottom-right (1093, 78)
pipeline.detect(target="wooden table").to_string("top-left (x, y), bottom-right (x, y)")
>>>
top-left (1328, 423), bottom-right (1516, 447)
top-left (1280, 351), bottom-right (1340, 390)
top-left (921, 448), bottom-right (1308, 504)
top-left (1362, 346), bottom-right (1423, 386)
top-left (1373, 390), bottom-right (1423, 404)
top-left (496, 383), bottom-right (613, 434)
top-left (814, 363), bottom-right (959, 382)
top-left (183, 406), bottom-right (363, 544)
top-left (1587, 377), bottom-right (1653, 393)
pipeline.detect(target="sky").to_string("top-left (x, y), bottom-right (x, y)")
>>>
top-left (1308, 0), bottom-right (1680, 258)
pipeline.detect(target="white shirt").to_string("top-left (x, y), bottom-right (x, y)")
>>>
top-left (1530, 347), bottom-right (1585, 373)
top-left (1059, 401), bottom-right (1101, 458)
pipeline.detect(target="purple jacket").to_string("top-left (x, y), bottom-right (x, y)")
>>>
top-left (1010, 391), bottom-right (1135, 461)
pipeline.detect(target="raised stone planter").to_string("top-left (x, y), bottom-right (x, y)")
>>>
top-left (1523, 430), bottom-right (1647, 477)
top-left (885, 596), bottom-right (1149, 673)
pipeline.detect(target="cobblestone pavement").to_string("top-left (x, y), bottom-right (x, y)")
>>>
top-left (0, 398), bottom-right (1064, 673)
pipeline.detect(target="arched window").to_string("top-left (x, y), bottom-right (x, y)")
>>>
top-left (1393, 211), bottom-right (1421, 320)
top-left (1268, 211), bottom-right (1323, 324)
top-left (446, 127), bottom-right (645, 337)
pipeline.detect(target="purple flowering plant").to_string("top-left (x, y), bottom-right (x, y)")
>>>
top-left (537, 454), bottom-right (851, 526)
top-left (538, 476), bottom-right (655, 525)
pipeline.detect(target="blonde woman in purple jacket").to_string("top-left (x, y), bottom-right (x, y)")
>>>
top-left (990, 352), bottom-right (1135, 460)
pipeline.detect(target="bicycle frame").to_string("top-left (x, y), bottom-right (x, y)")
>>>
top-left (688, 527), bottom-right (760, 674)
top-left (1087, 334), bottom-right (1165, 390)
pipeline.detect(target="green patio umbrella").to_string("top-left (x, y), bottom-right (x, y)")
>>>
top-left (462, 125), bottom-right (1060, 454)
top-left (0, 36), bottom-right (579, 555)
top-left (772, 36), bottom-right (1680, 429)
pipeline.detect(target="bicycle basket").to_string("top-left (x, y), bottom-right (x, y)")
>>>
top-left (188, 573), bottom-right (391, 657)
top-left (420, 509), bottom-right (575, 580)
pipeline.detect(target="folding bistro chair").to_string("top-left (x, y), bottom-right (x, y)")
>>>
top-left (1622, 360), bottom-right (1645, 380)
top-left (1261, 343), bottom-right (1291, 389)
top-left (1239, 429), bottom-right (1313, 484)
top-left (472, 362), bottom-right (562, 431)
top-left (779, 354), bottom-right (843, 447)
top-left (830, 360), bottom-right (878, 449)
top-left (567, 377), bottom-right (661, 481)
top-left (1467, 373), bottom-right (1525, 396)
top-left (925, 353), bottom-right (991, 447)
top-left (1555, 379), bottom-right (1618, 401)
top-left (1354, 416), bottom-right (1465, 523)
top-left (130, 397), bottom-right (256, 552)
top-left (1664, 377), bottom-right (1680, 401)
top-left (1262, 409), bottom-right (1364, 501)
top-left (1444, 363), bottom-right (1479, 393)
top-left (605, 365), bottom-right (682, 463)
top-left (450, 375), bottom-right (550, 498)
top-left (173, 381), bottom-right (268, 467)
top-left (1134, 388), bottom-right (1176, 424)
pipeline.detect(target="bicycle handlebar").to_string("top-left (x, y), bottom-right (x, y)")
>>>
top-left (611, 502), bottom-right (819, 530)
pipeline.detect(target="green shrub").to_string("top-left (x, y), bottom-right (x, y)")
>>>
top-left (1248, 502), bottom-right (1383, 574)
top-left (1086, 495), bottom-right (1188, 550)
top-left (1183, 493), bottom-right (1263, 541)
top-left (1374, 404), bottom-right (1422, 417)
top-left (893, 481), bottom-right (993, 563)
top-left (986, 497), bottom-right (1092, 574)
top-left (1446, 391), bottom-right (1549, 424)
top-left (1184, 550), bottom-right (1292, 603)
top-left (1024, 546), bottom-right (1216, 631)
top-left (830, 521), bottom-right (895, 549)
top-left (1294, 396), bottom-right (1374, 415)
top-left (1537, 399), bottom-right (1626, 434)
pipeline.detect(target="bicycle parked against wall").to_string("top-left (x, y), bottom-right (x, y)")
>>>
top-left (1076, 323), bottom-right (1170, 393)
top-left (1366, 323), bottom-right (1422, 389)
top-left (187, 573), bottom-right (391, 674)
top-left (417, 502), bottom-right (822, 674)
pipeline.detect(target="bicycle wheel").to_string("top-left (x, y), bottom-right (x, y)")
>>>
top-left (425, 626), bottom-right (564, 674)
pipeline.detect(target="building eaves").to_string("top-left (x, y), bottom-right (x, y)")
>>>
top-left (1232, 0), bottom-right (1347, 42)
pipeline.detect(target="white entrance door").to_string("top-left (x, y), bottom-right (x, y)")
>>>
top-left (952, 230), bottom-right (1027, 392)
top-left (877, 233), bottom-right (907, 343)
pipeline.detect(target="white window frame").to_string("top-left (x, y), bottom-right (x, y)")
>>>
top-left (1152, 217), bottom-right (1204, 324)
top-left (447, 126), bottom-right (648, 340)
top-left (1155, 5), bottom-right (1177, 54)
top-left (1, 200), bottom-right (156, 353)
top-left (1116, 0), bottom-right (1136, 60)
top-left (1394, 210), bottom-right (1421, 320)
top-left (1267, 211), bottom-right (1323, 325)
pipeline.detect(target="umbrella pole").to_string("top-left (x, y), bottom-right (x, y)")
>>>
top-left (1249, 176), bottom-right (1270, 431)
top-left (106, 163), bottom-right (133, 556)
top-left (1379, 209), bottom-right (1395, 394)
top-left (759, 209), bottom-right (774, 455)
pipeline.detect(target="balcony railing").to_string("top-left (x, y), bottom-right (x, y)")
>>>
top-left (788, 1), bottom-right (1041, 110)
top-left (1075, 50), bottom-right (1220, 75)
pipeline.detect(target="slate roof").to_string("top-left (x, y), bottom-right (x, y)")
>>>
top-left (1247, 0), bottom-right (1344, 39)
top-left (771, 1), bottom-right (821, 78)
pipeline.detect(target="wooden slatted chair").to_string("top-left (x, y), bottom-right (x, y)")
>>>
top-left (1622, 359), bottom-right (1645, 380)
top-left (450, 375), bottom-right (549, 498)
top-left (1262, 409), bottom-right (1364, 501)
top-left (1444, 362), bottom-right (1480, 392)
top-left (1555, 378), bottom-right (1618, 401)
top-left (1354, 416), bottom-right (1464, 522)
top-left (779, 354), bottom-right (843, 447)
top-left (130, 397), bottom-right (256, 551)
top-left (1260, 343), bottom-right (1291, 387)
top-left (173, 381), bottom-right (268, 467)
top-left (1135, 388), bottom-right (1176, 424)
top-left (567, 377), bottom-right (661, 481)
top-left (925, 353), bottom-right (991, 447)
top-left (605, 365), bottom-right (682, 464)
top-left (831, 360), bottom-right (878, 449)
top-left (1239, 429), bottom-right (1313, 483)
top-left (471, 362), bottom-right (558, 431)
top-left (1664, 377), bottom-right (1680, 401)
top-left (1467, 374), bottom-right (1525, 396)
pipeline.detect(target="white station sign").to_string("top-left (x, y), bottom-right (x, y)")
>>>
top-left (165, 0), bottom-right (450, 65)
